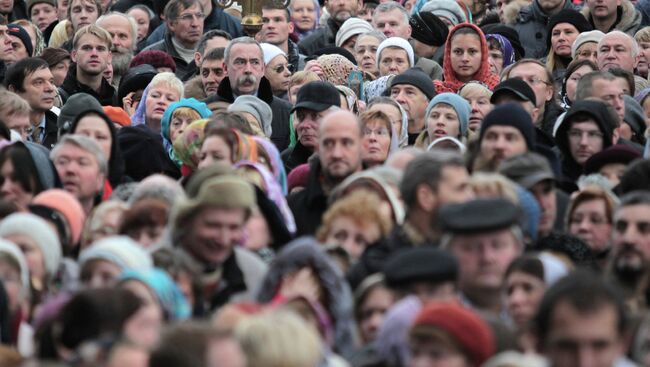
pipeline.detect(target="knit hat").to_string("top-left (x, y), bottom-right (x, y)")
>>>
top-left (119, 268), bottom-right (191, 320)
top-left (39, 47), bottom-right (70, 68)
top-left (129, 50), bottom-right (176, 72)
top-left (584, 144), bottom-right (641, 175)
top-left (79, 235), bottom-right (153, 271)
top-left (412, 303), bottom-right (495, 366)
top-left (117, 64), bottom-right (157, 107)
top-left (58, 93), bottom-right (103, 134)
top-left (260, 43), bottom-right (286, 65)
top-left (546, 9), bottom-right (593, 51)
top-left (31, 189), bottom-right (86, 246)
top-left (0, 213), bottom-right (62, 278)
top-left (7, 24), bottom-right (33, 57)
top-left (420, 0), bottom-right (467, 25)
top-left (160, 98), bottom-right (213, 143)
top-left (287, 163), bottom-right (310, 191)
top-left (335, 17), bottom-right (374, 47)
top-left (623, 95), bottom-right (646, 140)
top-left (390, 67), bottom-right (436, 100)
top-left (317, 53), bottom-right (359, 86)
top-left (424, 93), bottom-right (471, 136)
top-left (0, 239), bottom-right (29, 300)
top-left (27, 0), bottom-right (56, 13)
top-left (228, 95), bottom-right (273, 137)
top-left (377, 37), bottom-right (415, 68)
top-left (103, 106), bottom-right (132, 127)
top-left (479, 103), bottom-right (536, 149)
top-left (571, 30), bottom-right (605, 58)
top-left (556, 100), bottom-right (616, 160)
top-left (410, 12), bottom-right (449, 47)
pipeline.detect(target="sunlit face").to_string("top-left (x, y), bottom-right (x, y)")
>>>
top-left (450, 33), bottom-right (482, 82)
top-left (74, 113), bottom-right (112, 161)
top-left (198, 135), bottom-right (233, 169)
top-left (505, 270), bottom-right (546, 329)
top-left (568, 198), bottom-right (612, 253)
top-left (145, 84), bottom-right (181, 125)
top-left (551, 23), bottom-right (579, 57)
top-left (462, 89), bottom-right (493, 132)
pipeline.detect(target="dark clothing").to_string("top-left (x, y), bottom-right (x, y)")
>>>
top-left (514, 0), bottom-right (576, 59)
top-left (205, 77), bottom-right (292, 151)
top-left (541, 101), bottom-right (564, 138)
top-left (287, 39), bottom-right (306, 72)
top-left (4, 0), bottom-right (27, 22)
top-left (281, 140), bottom-right (313, 174)
top-left (298, 18), bottom-right (340, 56)
top-left (117, 125), bottom-right (181, 181)
top-left (582, 0), bottom-right (642, 35)
top-left (39, 110), bottom-right (60, 150)
top-left (143, 32), bottom-right (192, 79)
top-left (59, 64), bottom-right (117, 106)
top-left (287, 158), bottom-right (328, 236)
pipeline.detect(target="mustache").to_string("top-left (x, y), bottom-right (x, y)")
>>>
top-left (237, 74), bottom-right (257, 85)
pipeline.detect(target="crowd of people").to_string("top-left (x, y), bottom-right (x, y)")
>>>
top-left (0, 0), bottom-right (648, 365)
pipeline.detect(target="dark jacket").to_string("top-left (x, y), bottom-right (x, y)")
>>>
top-left (287, 39), bottom-right (306, 72)
top-left (281, 140), bottom-right (313, 174)
top-left (205, 76), bottom-right (292, 151)
top-left (287, 158), bottom-right (328, 236)
top-left (514, 0), bottom-right (576, 59)
top-left (38, 110), bottom-right (60, 150)
top-left (298, 18), bottom-right (340, 56)
top-left (582, 0), bottom-right (642, 35)
top-left (59, 64), bottom-right (116, 106)
top-left (143, 32), bottom-right (192, 79)
top-left (5, 0), bottom-right (27, 22)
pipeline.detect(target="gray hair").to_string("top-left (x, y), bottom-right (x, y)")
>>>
top-left (96, 12), bottom-right (138, 50)
top-left (354, 31), bottom-right (387, 52)
top-left (224, 36), bottom-right (263, 65)
top-left (50, 135), bottom-right (108, 175)
top-left (129, 174), bottom-right (187, 207)
top-left (599, 30), bottom-right (639, 58)
top-left (372, 2), bottom-right (409, 25)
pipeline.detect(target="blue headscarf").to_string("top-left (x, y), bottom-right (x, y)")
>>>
top-left (119, 268), bottom-right (191, 321)
top-left (130, 83), bottom-right (150, 127)
top-left (160, 98), bottom-right (212, 166)
top-left (486, 34), bottom-right (516, 70)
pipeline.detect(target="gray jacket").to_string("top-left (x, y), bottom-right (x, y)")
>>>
top-left (581, 0), bottom-right (642, 35)
top-left (514, 0), bottom-right (576, 59)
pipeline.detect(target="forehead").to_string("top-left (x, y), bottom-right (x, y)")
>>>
top-left (380, 47), bottom-right (408, 58)
top-left (27, 67), bottom-right (53, 80)
top-left (391, 84), bottom-right (423, 95)
top-left (202, 58), bottom-right (223, 67)
top-left (577, 42), bottom-right (598, 50)
top-left (291, 0), bottom-right (314, 8)
top-left (320, 115), bottom-right (359, 136)
top-left (615, 203), bottom-right (650, 220)
top-left (356, 35), bottom-right (380, 46)
top-left (262, 8), bottom-right (289, 19)
top-left (70, 0), bottom-right (96, 8)
top-left (179, 3), bottom-right (201, 12)
top-left (77, 33), bottom-right (108, 47)
top-left (32, 2), bottom-right (55, 8)
top-left (57, 143), bottom-right (97, 159)
top-left (229, 43), bottom-right (262, 59)
top-left (510, 62), bottom-right (545, 77)
top-left (569, 120), bottom-right (599, 130)
top-left (549, 300), bottom-right (620, 336)
top-left (375, 8), bottom-right (405, 20)
top-left (101, 14), bottom-right (130, 28)
top-left (484, 124), bottom-right (524, 136)
top-left (600, 35), bottom-right (631, 48)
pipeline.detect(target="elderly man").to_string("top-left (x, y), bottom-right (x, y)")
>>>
top-left (597, 31), bottom-right (647, 91)
top-left (389, 68), bottom-right (436, 145)
top-left (96, 12), bottom-right (137, 86)
top-left (205, 37), bottom-right (292, 151)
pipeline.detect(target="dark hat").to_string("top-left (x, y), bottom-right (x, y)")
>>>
top-left (7, 24), bottom-right (33, 57)
top-left (584, 144), bottom-right (641, 175)
top-left (117, 64), bottom-right (157, 107)
top-left (491, 78), bottom-right (537, 105)
top-left (480, 23), bottom-right (525, 59)
top-left (479, 103), bottom-right (536, 149)
top-left (118, 125), bottom-right (181, 181)
top-left (439, 198), bottom-right (519, 235)
top-left (546, 9), bottom-right (592, 51)
top-left (623, 95), bottom-right (646, 140)
top-left (410, 12), bottom-right (448, 47)
top-left (383, 247), bottom-right (458, 288)
top-left (291, 81), bottom-right (341, 113)
top-left (27, 0), bottom-right (56, 13)
top-left (498, 152), bottom-right (556, 189)
top-left (311, 46), bottom-right (357, 65)
top-left (129, 50), bottom-right (177, 72)
top-left (39, 47), bottom-right (70, 68)
top-left (58, 93), bottom-right (103, 135)
top-left (390, 68), bottom-right (436, 100)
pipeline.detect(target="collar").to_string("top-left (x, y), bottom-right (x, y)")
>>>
top-left (401, 221), bottom-right (427, 246)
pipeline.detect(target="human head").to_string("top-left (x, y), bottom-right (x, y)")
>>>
top-left (0, 142), bottom-right (55, 210)
top-left (291, 80), bottom-right (341, 150)
top-left (287, 70), bottom-right (319, 105)
top-left (586, 0), bottom-right (623, 24)
top-left (562, 58), bottom-right (598, 106)
top-left (6, 24), bottom-right (33, 63)
top-left (425, 93), bottom-right (471, 140)
top-left (289, 0), bottom-right (318, 33)
top-left (486, 34), bottom-right (516, 76)
top-left (144, 72), bottom-right (184, 128)
top-left (490, 77), bottom-right (539, 124)
top-left (575, 71), bottom-right (625, 123)
top-left (478, 103), bottom-right (535, 169)
top-left (261, 1), bottom-right (293, 47)
top-left (29, 0), bottom-right (58, 32)
top-left (39, 47), bottom-right (71, 87)
top-left (71, 25), bottom-right (113, 79)
top-left (224, 37), bottom-right (265, 96)
top-left (260, 42), bottom-right (290, 97)
top-left (458, 82), bottom-right (493, 133)
top-left (164, 0), bottom-right (204, 49)
top-left (353, 31), bottom-right (385, 77)
top-left (546, 9), bottom-right (593, 58)
top-left (420, 0), bottom-right (467, 27)
top-left (610, 191), bottom-right (650, 280)
top-left (0, 89), bottom-right (31, 140)
top-left (597, 31), bottom-right (639, 72)
top-left (506, 59), bottom-right (554, 109)
top-left (565, 186), bottom-right (617, 254)
top-left (4, 57), bottom-right (55, 113)
top-left (359, 109), bottom-right (394, 167)
top-left (67, 0), bottom-right (102, 32)
top-left (126, 5), bottom-right (153, 43)
top-left (376, 36), bottom-right (414, 76)
top-left (200, 47), bottom-right (226, 96)
top-left (371, 2), bottom-right (411, 39)
top-left (572, 30), bottom-right (605, 63)
top-left (447, 23), bottom-right (489, 83)
top-left (325, 0), bottom-right (360, 24)
top-left (584, 144), bottom-right (641, 186)
top-left (318, 109), bottom-right (363, 185)
top-left (389, 68), bottom-right (436, 126)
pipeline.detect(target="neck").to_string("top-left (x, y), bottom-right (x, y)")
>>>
top-left (463, 287), bottom-right (504, 315)
top-left (405, 210), bottom-right (435, 241)
top-left (408, 117), bottom-right (425, 133)
top-left (146, 117), bottom-right (162, 133)
top-left (173, 35), bottom-right (197, 50)
top-left (81, 197), bottom-right (95, 216)
top-left (593, 13), bottom-right (618, 32)
top-left (76, 68), bottom-right (103, 92)
top-left (29, 110), bottom-right (45, 126)
top-left (540, 0), bottom-right (565, 15)
top-left (278, 40), bottom-right (289, 53)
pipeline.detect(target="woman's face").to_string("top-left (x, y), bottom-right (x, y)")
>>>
top-left (379, 47), bottom-right (410, 76)
top-left (290, 0), bottom-right (316, 31)
top-left (5, 234), bottom-right (46, 284)
top-left (324, 215), bottom-right (381, 260)
top-left (145, 85), bottom-right (181, 125)
top-left (462, 89), bottom-right (493, 132)
top-left (409, 336), bottom-right (472, 367)
top-left (568, 198), bottom-right (612, 254)
top-left (0, 159), bottom-right (34, 209)
top-left (123, 304), bottom-right (163, 349)
top-left (565, 64), bottom-right (596, 102)
top-left (369, 103), bottom-right (402, 139)
top-left (75, 113), bottom-right (112, 161)
top-left (51, 59), bottom-right (71, 87)
top-left (362, 119), bottom-right (392, 166)
top-left (505, 270), bottom-right (546, 329)
top-left (265, 55), bottom-right (291, 96)
top-left (198, 135), bottom-right (233, 169)
top-left (127, 8), bottom-right (150, 42)
top-left (355, 35), bottom-right (380, 76)
top-left (574, 42), bottom-right (598, 64)
top-left (488, 47), bottom-right (503, 76)
top-left (169, 114), bottom-right (195, 143)
top-left (82, 259), bottom-right (122, 288)
top-left (243, 208), bottom-right (272, 252)
top-left (450, 33), bottom-right (482, 82)
top-left (358, 286), bottom-right (395, 344)
top-left (427, 104), bottom-right (461, 140)
top-left (551, 22), bottom-right (579, 57)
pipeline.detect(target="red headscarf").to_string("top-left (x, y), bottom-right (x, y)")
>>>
top-left (434, 23), bottom-right (500, 94)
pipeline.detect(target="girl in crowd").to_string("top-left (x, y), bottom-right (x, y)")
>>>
top-left (130, 73), bottom-right (184, 134)
top-left (415, 93), bottom-right (471, 148)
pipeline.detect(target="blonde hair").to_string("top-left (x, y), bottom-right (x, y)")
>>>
top-left (459, 81), bottom-right (493, 99)
top-left (81, 200), bottom-right (129, 248)
top-left (72, 24), bottom-right (112, 50)
top-left (469, 172), bottom-right (519, 204)
top-left (172, 107), bottom-right (201, 122)
top-left (289, 70), bottom-right (320, 90)
top-left (150, 72), bottom-right (185, 99)
top-left (635, 26), bottom-right (650, 44)
top-left (0, 90), bottom-right (31, 116)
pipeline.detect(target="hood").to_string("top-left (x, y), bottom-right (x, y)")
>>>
top-left (19, 141), bottom-right (60, 191)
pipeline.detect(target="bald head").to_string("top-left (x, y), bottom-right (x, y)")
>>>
top-left (597, 31), bottom-right (638, 72)
top-left (319, 109), bottom-right (363, 183)
top-left (319, 109), bottom-right (361, 137)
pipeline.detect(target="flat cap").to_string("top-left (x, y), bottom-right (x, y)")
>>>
top-left (383, 247), bottom-right (458, 288)
top-left (498, 152), bottom-right (555, 189)
top-left (439, 198), bottom-right (519, 235)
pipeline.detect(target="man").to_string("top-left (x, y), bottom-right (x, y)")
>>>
top-left (299, 0), bottom-right (361, 55)
top-left (182, 29), bottom-right (231, 81)
top-left (185, 47), bottom-right (225, 100)
top-left (575, 71), bottom-right (626, 124)
top-left (534, 271), bottom-right (628, 367)
top-left (144, 0), bottom-right (204, 78)
top-left (60, 25), bottom-right (115, 105)
top-left (491, 78), bottom-right (540, 124)
top-left (29, 0), bottom-right (58, 32)
top-left (260, 1), bottom-right (305, 73)
top-left (67, 0), bottom-right (103, 47)
top-left (514, 0), bottom-right (575, 58)
top-left (0, 90), bottom-right (31, 140)
top-left (596, 31), bottom-right (647, 91)
top-left (441, 198), bottom-right (523, 317)
top-left (0, 0), bottom-right (27, 22)
top-left (582, 0), bottom-right (641, 35)
top-left (205, 37), bottom-right (292, 151)
top-left (96, 12), bottom-right (137, 87)
top-left (6, 24), bottom-right (33, 66)
top-left (281, 80), bottom-right (341, 173)
top-left (4, 58), bottom-right (58, 148)
top-left (389, 67), bottom-right (436, 145)
top-left (170, 175), bottom-right (268, 311)
top-left (609, 190), bottom-right (650, 312)
top-left (0, 16), bottom-right (13, 80)
top-left (50, 135), bottom-right (106, 214)
top-left (288, 109), bottom-right (363, 236)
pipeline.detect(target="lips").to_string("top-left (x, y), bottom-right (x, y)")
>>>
top-left (433, 129), bottom-right (447, 137)
top-left (154, 107), bottom-right (166, 114)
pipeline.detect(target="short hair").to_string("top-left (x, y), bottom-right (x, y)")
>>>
top-left (288, 70), bottom-right (319, 89)
top-left (197, 29), bottom-right (232, 56)
top-left (400, 151), bottom-right (465, 211)
top-left (164, 0), bottom-right (202, 23)
top-left (608, 67), bottom-right (635, 96)
top-left (224, 36), bottom-right (262, 65)
top-left (618, 190), bottom-right (650, 209)
top-left (566, 186), bottom-right (618, 229)
top-left (372, 2), bottom-right (409, 25)
top-left (634, 26), bottom-right (650, 44)
top-left (3, 57), bottom-right (49, 93)
top-left (262, 0), bottom-right (291, 22)
top-left (575, 71), bottom-right (617, 101)
top-left (67, 0), bottom-right (103, 25)
top-left (50, 135), bottom-right (108, 176)
top-left (507, 59), bottom-right (554, 86)
top-left (96, 12), bottom-right (138, 49)
top-left (355, 31), bottom-right (387, 49)
top-left (149, 72), bottom-right (184, 99)
top-left (0, 90), bottom-right (31, 116)
top-left (72, 24), bottom-right (112, 51)
top-left (458, 81), bottom-right (493, 99)
top-left (599, 30), bottom-right (639, 58)
top-left (39, 47), bottom-right (71, 68)
top-left (202, 47), bottom-right (225, 63)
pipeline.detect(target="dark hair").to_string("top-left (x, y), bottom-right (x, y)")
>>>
top-left (0, 144), bottom-right (44, 195)
top-left (202, 126), bottom-right (240, 163)
top-left (608, 67), bottom-right (635, 96)
top-left (534, 270), bottom-right (626, 345)
top-left (197, 30), bottom-right (232, 56)
top-left (533, 232), bottom-right (595, 268)
top-left (119, 198), bottom-right (169, 236)
top-left (561, 58), bottom-right (598, 106)
top-left (38, 47), bottom-right (71, 68)
top-left (262, 0), bottom-right (291, 22)
top-left (203, 47), bottom-right (225, 62)
top-left (451, 25), bottom-right (481, 41)
top-left (3, 57), bottom-right (49, 93)
top-left (0, 14), bottom-right (7, 26)
top-left (0, 119), bottom-right (10, 141)
top-left (575, 70), bottom-right (617, 101)
top-left (487, 37), bottom-right (501, 52)
top-left (206, 111), bottom-right (254, 135)
top-left (619, 190), bottom-right (650, 208)
top-left (164, 0), bottom-right (202, 22)
top-left (616, 163), bottom-right (650, 197)
top-left (505, 254), bottom-right (545, 281)
top-left (149, 323), bottom-right (228, 367)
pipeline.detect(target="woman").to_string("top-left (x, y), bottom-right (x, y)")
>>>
top-left (160, 98), bottom-right (212, 167)
top-left (560, 59), bottom-right (598, 108)
top-left (367, 96), bottom-right (409, 148)
top-left (119, 199), bottom-right (169, 249)
top-left (485, 34), bottom-right (515, 77)
top-left (39, 47), bottom-right (71, 87)
top-left (545, 9), bottom-right (593, 88)
top-left (360, 110), bottom-right (396, 167)
top-left (336, 18), bottom-right (374, 55)
top-left (14, 20), bottom-right (46, 56)
top-left (435, 23), bottom-right (500, 93)
top-left (0, 240), bottom-right (30, 354)
top-left (197, 126), bottom-right (256, 170)
top-left (262, 43), bottom-right (292, 99)
top-left (119, 268), bottom-right (190, 322)
top-left (126, 5), bottom-right (155, 52)
top-left (353, 274), bottom-right (395, 346)
top-left (415, 93), bottom-right (471, 149)
top-left (459, 81), bottom-right (493, 137)
top-left (130, 72), bottom-right (183, 133)
top-left (81, 201), bottom-right (128, 249)
top-left (376, 37), bottom-right (414, 77)
top-left (336, 85), bottom-right (361, 114)
top-left (354, 31), bottom-right (386, 78)
top-left (289, 0), bottom-right (320, 42)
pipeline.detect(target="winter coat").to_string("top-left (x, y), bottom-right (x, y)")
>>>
top-left (59, 64), bottom-right (116, 106)
top-left (281, 140), bottom-right (314, 174)
top-left (514, 0), bottom-right (576, 59)
top-left (581, 0), bottom-right (642, 35)
top-left (299, 18), bottom-right (340, 56)
top-left (143, 32), bottom-right (192, 79)
top-left (184, 75), bottom-right (207, 100)
top-left (287, 158), bottom-right (328, 236)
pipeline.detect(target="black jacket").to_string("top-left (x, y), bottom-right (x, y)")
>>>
top-left (298, 18), bottom-right (340, 56)
top-left (5, 0), bottom-right (27, 22)
top-left (40, 110), bottom-right (59, 150)
top-left (59, 64), bottom-right (116, 106)
top-left (287, 39), bottom-right (306, 72)
top-left (287, 158), bottom-right (328, 236)
top-left (205, 77), bottom-right (292, 151)
top-left (280, 140), bottom-right (313, 174)
top-left (142, 32), bottom-right (192, 79)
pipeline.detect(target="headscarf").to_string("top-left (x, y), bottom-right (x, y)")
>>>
top-left (290, 0), bottom-right (321, 41)
top-left (364, 75), bottom-right (394, 102)
top-left (119, 268), bottom-right (191, 321)
top-left (160, 98), bottom-right (212, 166)
top-left (130, 83), bottom-right (150, 126)
top-left (434, 23), bottom-right (500, 93)
top-left (485, 34), bottom-right (515, 70)
top-left (318, 54), bottom-right (359, 86)
top-left (253, 136), bottom-right (288, 195)
top-left (172, 118), bottom-right (210, 172)
top-left (335, 85), bottom-right (359, 113)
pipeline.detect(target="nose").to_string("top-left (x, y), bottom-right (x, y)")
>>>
top-left (579, 133), bottom-right (590, 146)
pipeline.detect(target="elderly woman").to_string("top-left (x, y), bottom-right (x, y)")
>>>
top-left (354, 31), bottom-right (386, 78)
top-left (130, 72), bottom-right (184, 133)
top-left (227, 95), bottom-right (273, 138)
top-left (289, 0), bottom-right (320, 42)
top-left (360, 110), bottom-right (397, 168)
top-left (459, 81), bottom-right (493, 137)
top-left (160, 98), bottom-right (212, 167)
top-left (336, 18), bottom-right (374, 55)
top-left (376, 37), bottom-right (413, 77)
top-left (367, 96), bottom-right (408, 148)
top-left (261, 43), bottom-right (292, 99)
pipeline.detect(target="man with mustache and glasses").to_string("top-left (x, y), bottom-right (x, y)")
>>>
top-left (205, 37), bottom-right (292, 151)
top-left (96, 12), bottom-right (137, 87)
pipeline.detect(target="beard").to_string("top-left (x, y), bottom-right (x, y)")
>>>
top-left (111, 47), bottom-right (134, 84)
top-left (612, 245), bottom-right (650, 287)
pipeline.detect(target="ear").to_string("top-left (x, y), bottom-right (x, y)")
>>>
top-left (288, 21), bottom-right (294, 34)
top-left (545, 85), bottom-right (553, 102)
top-left (223, 62), bottom-right (229, 77)
top-left (194, 51), bottom-right (202, 67)
top-left (415, 184), bottom-right (436, 212)
top-left (71, 49), bottom-right (77, 63)
top-left (405, 25), bottom-right (412, 39)
top-left (7, 84), bottom-right (15, 92)
top-left (531, 106), bottom-right (540, 123)
top-left (612, 126), bottom-right (620, 144)
top-left (167, 20), bottom-right (176, 34)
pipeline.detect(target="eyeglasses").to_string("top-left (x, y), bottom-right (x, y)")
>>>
top-left (568, 129), bottom-right (603, 141)
top-left (363, 127), bottom-right (390, 137)
top-left (272, 64), bottom-right (293, 74)
top-left (521, 76), bottom-right (551, 86)
top-left (177, 12), bottom-right (204, 22)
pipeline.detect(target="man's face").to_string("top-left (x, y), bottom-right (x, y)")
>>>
top-left (201, 58), bottom-right (225, 96)
top-left (390, 84), bottom-right (428, 125)
top-left (6, 36), bottom-right (28, 64)
top-left (31, 3), bottom-right (58, 32)
top-left (372, 8), bottom-right (411, 39)
top-left (0, 25), bottom-right (13, 62)
top-left (261, 8), bottom-right (293, 46)
top-left (587, 0), bottom-right (621, 19)
top-left (508, 63), bottom-right (552, 108)
top-left (52, 143), bottom-right (104, 202)
top-left (72, 33), bottom-right (112, 76)
top-left (69, 0), bottom-right (99, 31)
top-left (295, 108), bottom-right (334, 149)
top-left (480, 125), bottom-right (528, 165)
top-left (318, 111), bottom-right (362, 183)
top-left (168, 3), bottom-right (204, 48)
top-left (99, 14), bottom-right (135, 54)
top-left (436, 165), bottom-right (475, 206)
top-left (57, 0), bottom-right (68, 19)
top-left (612, 204), bottom-right (650, 272)
top-left (590, 78), bottom-right (625, 122)
top-left (184, 207), bottom-right (247, 265)
top-left (597, 34), bottom-right (636, 72)
top-left (530, 180), bottom-right (557, 236)
top-left (225, 43), bottom-right (264, 95)
top-left (567, 120), bottom-right (605, 165)
top-left (449, 228), bottom-right (521, 291)
top-left (14, 67), bottom-right (56, 112)
top-left (0, 0), bottom-right (12, 13)
top-left (326, 0), bottom-right (360, 23)
top-left (544, 302), bottom-right (624, 367)
top-left (5, 112), bottom-right (30, 140)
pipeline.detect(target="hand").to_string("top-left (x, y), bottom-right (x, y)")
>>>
top-left (122, 92), bottom-right (138, 116)
top-left (304, 60), bottom-right (325, 79)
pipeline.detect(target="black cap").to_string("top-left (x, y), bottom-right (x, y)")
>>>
top-left (439, 198), bottom-right (519, 235)
top-left (383, 247), bottom-right (458, 288)
top-left (291, 80), bottom-right (341, 113)
top-left (410, 12), bottom-right (448, 47)
top-left (584, 144), bottom-right (641, 175)
top-left (390, 68), bottom-right (436, 100)
top-left (498, 152), bottom-right (556, 189)
top-left (491, 78), bottom-right (536, 105)
top-left (480, 23), bottom-right (525, 59)
top-left (117, 64), bottom-right (158, 107)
